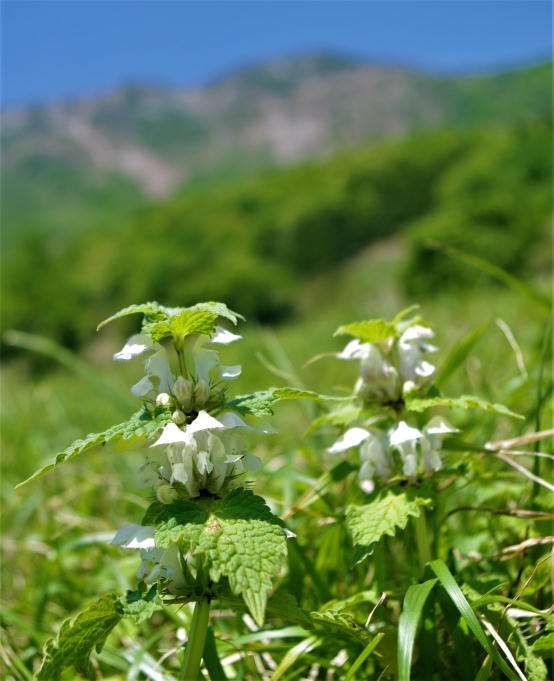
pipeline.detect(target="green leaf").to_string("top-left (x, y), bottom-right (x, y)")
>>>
top-left (203, 626), bottom-right (228, 681)
top-left (229, 386), bottom-right (322, 416)
top-left (429, 559), bottom-right (519, 681)
top-left (146, 489), bottom-right (287, 626)
top-left (334, 318), bottom-right (398, 343)
top-left (435, 322), bottom-right (490, 388)
top-left (145, 309), bottom-right (219, 342)
top-left (346, 494), bottom-right (430, 564)
top-left (405, 394), bottom-right (523, 419)
top-left (398, 579), bottom-right (438, 681)
top-left (16, 408), bottom-right (170, 488)
top-left (345, 633), bottom-right (385, 681)
top-left (428, 242), bottom-right (551, 313)
top-left (187, 301), bottom-right (244, 326)
top-left (531, 632), bottom-right (554, 657)
top-left (144, 499), bottom-right (208, 548)
top-left (304, 404), bottom-right (363, 436)
top-left (122, 583), bottom-right (164, 625)
top-left (310, 609), bottom-right (372, 644)
top-left (37, 593), bottom-right (122, 680)
top-left (97, 302), bottom-right (165, 330)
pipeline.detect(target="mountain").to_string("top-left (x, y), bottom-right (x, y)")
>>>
top-left (1, 53), bottom-right (551, 242)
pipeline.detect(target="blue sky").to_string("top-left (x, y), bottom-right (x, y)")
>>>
top-left (2, 1), bottom-right (551, 107)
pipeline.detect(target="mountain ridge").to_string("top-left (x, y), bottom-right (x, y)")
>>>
top-left (2, 53), bottom-right (551, 241)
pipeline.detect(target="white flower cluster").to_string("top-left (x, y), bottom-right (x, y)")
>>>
top-left (112, 324), bottom-right (266, 500)
top-left (111, 524), bottom-right (185, 593)
top-left (337, 325), bottom-right (437, 404)
top-left (328, 417), bottom-right (458, 492)
top-left (111, 321), bottom-right (273, 586)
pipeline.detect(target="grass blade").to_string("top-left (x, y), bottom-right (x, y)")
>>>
top-left (203, 626), bottom-right (228, 681)
top-left (345, 633), bottom-right (385, 681)
top-left (429, 560), bottom-right (519, 681)
top-left (435, 322), bottom-right (489, 388)
top-left (427, 242), bottom-right (551, 312)
top-left (398, 579), bottom-right (437, 681)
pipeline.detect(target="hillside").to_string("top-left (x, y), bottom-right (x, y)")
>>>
top-left (3, 119), bottom-right (550, 350)
top-left (1, 55), bottom-right (551, 242)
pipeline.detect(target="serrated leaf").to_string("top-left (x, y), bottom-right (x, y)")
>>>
top-left (187, 301), bottom-right (244, 325)
top-left (144, 499), bottom-right (208, 548)
top-left (405, 395), bottom-right (523, 419)
top-left (229, 386), bottom-right (322, 416)
top-left (145, 489), bottom-right (287, 626)
top-left (171, 309), bottom-right (218, 337)
top-left (346, 494), bottom-right (430, 564)
top-left (16, 409), bottom-right (170, 488)
top-left (97, 302), bottom-right (165, 330)
top-left (334, 318), bottom-right (398, 343)
top-left (310, 610), bottom-right (372, 644)
top-left (531, 633), bottom-right (554, 657)
top-left (122, 583), bottom-right (164, 625)
top-left (304, 404), bottom-right (363, 436)
top-left (37, 593), bottom-right (122, 680)
top-left (144, 309), bottom-right (219, 342)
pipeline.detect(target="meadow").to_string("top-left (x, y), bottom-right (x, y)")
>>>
top-left (1, 68), bottom-right (552, 680)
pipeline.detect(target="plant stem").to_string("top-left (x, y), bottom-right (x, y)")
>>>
top-left (182, 598), bottom-right (210, 680)
top-left (415, 509), bottom-right (432, 576)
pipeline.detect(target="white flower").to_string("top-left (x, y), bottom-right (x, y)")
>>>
top-left (327, 427), bottom-right (371, 454)
top-left (398, 326), bottom-right (437, 386)
top-left (360, 431), bottom-right (392, 480)
top-left (337, 339), bottom-right (371, 361)
top-left (111, 524), bottom-right (155, 550)
top-left (212, 326), bottom-right (242, 345)
top-left (113, 334), bottom-right (154, 361)
top-left (137, 544), bottom-right (185, 591)
top-left (155, 392), bottom-right (172, 407)
top-left (357, 344), bottom-right (400, 402)
top-left (420, 416), bottom-right (458, 474)
top-left (389, 421), bottom-right (423, 477)
top-left (220, 365), bottom-right (242, 380)
top-left (131, 375), bottom-right (154, 398)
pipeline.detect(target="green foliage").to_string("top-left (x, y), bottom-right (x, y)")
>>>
top-left (398, 579), bottom-right (438, 681)
top-left (145, 489), bottom-right (287, 626)
top-left (229, 386), bottom-right (322, 416)
top-left (405, 394), bottom-right (523, 419)
top-left (37, 593), bottom-right (123, 680)
top-left (122, 583), bottom-right (165, 625)
top-left (4, 119), bottom-right (551, 349)
top-left (16, 408), bottom-right (170, 488)
top-left (345, 494), bottom-right (430, 564)
top-left (334, 318), bottom-right (398, 343)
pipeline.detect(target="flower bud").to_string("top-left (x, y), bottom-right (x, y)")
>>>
top-left (156, 483), bottom-right (178, 505)
top-left (193, 380), bottom-right (210, 407)
top-left (155, 392), bottom-right (172, 408)
top-left (172, 409), bottom-right (186, 425)
top-left (173, 376), bottom-right (193, 411)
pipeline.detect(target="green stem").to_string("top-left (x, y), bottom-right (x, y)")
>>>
top-left (182, 598), bottom-right (210, 680)
top-left (415, 509), bottom-right (432, 576)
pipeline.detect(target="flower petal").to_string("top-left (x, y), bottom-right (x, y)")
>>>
top-left (212, 326), bottom-right (242, 345)
top-left (112, 524), bottom-right (155, 550)
top-left (130, 375), bottom-right (153, 397)
top-left (425, 416), bottom-right (459, 436)
top-left (400, 325), bottom-right (434, 343)
top-left (220, 365), bottom-right (242, 380)
top-left (328, 427), bottom-right (371, 453)
top-left (151, 422), bottom-right (190, 447)
top-left (113, 334), bottom-right (153, 361)
top-left (187, 410), bottom-right (226, 434)
top-left (389, 421), bottom-right (422, 446)
top-left (336, 339), bottom-right (371, 360)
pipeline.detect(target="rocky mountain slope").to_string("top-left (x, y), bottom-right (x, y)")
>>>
top-left (2, 53), bottom-right (551, 239)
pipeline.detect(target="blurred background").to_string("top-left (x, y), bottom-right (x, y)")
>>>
top-left (1, 0), bottom-right (552, 675)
